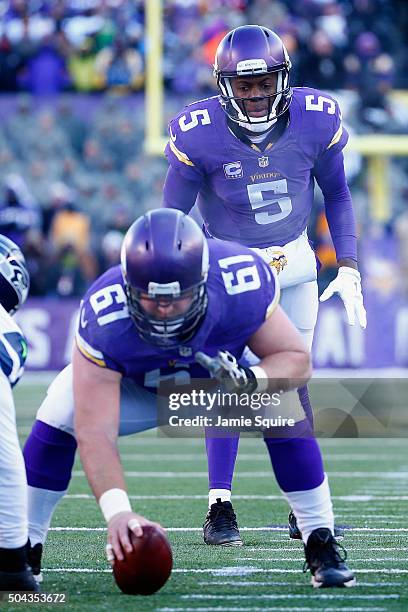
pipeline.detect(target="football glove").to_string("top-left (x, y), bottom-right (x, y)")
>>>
top-left (195, 350), bottom-right (257, 393)
top-left (320, 266), bottom-right (367, 329)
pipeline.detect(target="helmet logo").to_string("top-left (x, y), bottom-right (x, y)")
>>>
top-left (148, 281), bottom-right (181, 297)
top-left (236, 58), bottom-right (268, 75)
top-left (223, 161), bottom-right (243, 179)
top-left (258, 156), bottom-right (269, 168)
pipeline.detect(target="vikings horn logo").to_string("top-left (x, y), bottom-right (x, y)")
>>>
top-left (268, 250), bottom-right (288, 275)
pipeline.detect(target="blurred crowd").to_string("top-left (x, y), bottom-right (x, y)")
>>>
top-left (0, 94), bottom-right (167, 297)
top-left (0, 0), bottom-right (408, 300)
top-left (1, 1), bottom-right (407, 112)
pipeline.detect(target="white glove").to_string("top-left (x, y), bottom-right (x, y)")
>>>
top-left (319, 266), bottom-right (367, 329)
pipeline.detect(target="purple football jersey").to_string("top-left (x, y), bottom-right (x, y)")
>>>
top-left (75, 240), bottom-right (278, 390)
top-left (165, 88), bottom-right (348, 248)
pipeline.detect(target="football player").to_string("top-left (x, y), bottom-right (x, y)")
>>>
top-left (0, 235), bottom-right (37, 592)
top-left (23, 209), bottom-right (355, 588)
top-left (163, 25), bottom-right (367, 544)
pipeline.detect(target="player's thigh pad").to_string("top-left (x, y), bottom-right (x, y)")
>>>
top-left (36, 364), bottom-right (158, 437)
top-left (0, 372), bottom-right (26, 476)
top-left (280, 280), bottom-right (318, 351)
top-left (242, 280), bottom-right (319, 365)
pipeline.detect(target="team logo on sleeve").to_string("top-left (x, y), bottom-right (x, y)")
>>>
top-left (223, 161), bottom-right (243, 179)
top-left (258, 156), bottom-right (269, 168)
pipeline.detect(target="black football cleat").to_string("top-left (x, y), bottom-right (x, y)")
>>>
top-left (288, 510), bottom-right (344, 541)
top-left (0, 566), bottom-right (39, 591)
top-left (203, 499), bottom-right (243, 546)
top-left (27, 540), bottom-right (43, 584)
top-left (304, 527), bottom-right (356, 588)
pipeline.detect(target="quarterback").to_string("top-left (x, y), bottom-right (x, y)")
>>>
top-left (163, 25), bottom-right (367, 543)
top-left (23, 209), bottom-right (354, 587)
top-left (0, 235), bottom-right (37, 591)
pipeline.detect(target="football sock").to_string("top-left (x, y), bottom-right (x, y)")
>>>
top-left (283, 475), bottom-right (334, 544)
top-left (263, 432), bottom-right (334, 544)
top-left (27, 486), bottom-right (66, 546)
top-left (298, 385), bottom-right (314, 428)
top-left (23, 420), bottom-right (77, 491)
top-left (263, 432), bottom-right (324, 492)
top-left (208, 489), bottom-right (231, 508)
top-left (0, 544), bottom-right (28, 572)
top-left (23, 420), bottom-right (77, 546)
top-left (205, 434), bottom-right (239, 490)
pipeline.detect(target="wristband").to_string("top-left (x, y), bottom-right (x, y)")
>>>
top-left (249, 365), bottom-right (268, 392)
top-left (99, 488), bottom-right (132, 523)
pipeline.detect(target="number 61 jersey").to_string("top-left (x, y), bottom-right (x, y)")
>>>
top-left (165, 87), bottom-right (348, 248)
top-left (75, 241), bottom-right (279, 389)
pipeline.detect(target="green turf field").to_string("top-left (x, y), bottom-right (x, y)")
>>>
top-left (9, 380), bottom-right (408, 611)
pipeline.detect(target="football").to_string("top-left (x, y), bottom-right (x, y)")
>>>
top-left (112, 525), bottom-right (173, 595)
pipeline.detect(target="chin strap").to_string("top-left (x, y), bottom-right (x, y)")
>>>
top-left (227, 112), bottom-right (289, 151)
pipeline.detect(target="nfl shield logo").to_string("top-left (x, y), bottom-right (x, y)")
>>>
top-left (258, 156), bottom-right (269, 168)
top-left (179, 346), bottom-right (192, 357)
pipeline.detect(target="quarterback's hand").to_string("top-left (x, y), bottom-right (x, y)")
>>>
top-left (320, 266), bottom-right (367, 329)
top-left (106, 512), bottom-right (163, 564)
top-left (195, 350), bottom-right (257, 392)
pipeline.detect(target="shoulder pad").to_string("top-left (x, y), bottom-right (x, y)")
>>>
top-left (76, 267), bottom-right (129, 368)
top-left (293, 87), bottom-right (347, 153)
top-left (167, 97), bottom-right (221, 168)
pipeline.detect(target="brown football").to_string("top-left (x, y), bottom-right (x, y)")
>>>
top-left (112, 525), bottom-right (173, 595)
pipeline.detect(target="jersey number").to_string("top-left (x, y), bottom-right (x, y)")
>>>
top-left (218, 255), bottom-right (261, 295)
top-left (305, 94), bottom-right (336, 115)
top-left (89, 284), bottom-right (128, 326)
top-left (247, 179), bottom-right (292, 225)
top-left (179, 109), bottom-right (211, 132)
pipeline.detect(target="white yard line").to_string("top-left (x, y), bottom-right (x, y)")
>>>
top-left (242, 547), bottom-right (408, 553)
top-left (63, 493), bottom-right (408, 501)
top-left (238, 557), bottom-right (408, 563)
top-left (48, 526), bottom-right (408, 533)
top-left (42, 566), bottom-right (408, 575)
top-left (158, 608), bottom-right (387, 612)
top-left (63, 493), bottom-right (408, 502)
top-left (117, 453), bottom-right (404, 461)
top-left (182, 594), bottom-right (399, 600)
top-left (70, 470), bottom-right (408, 478)
top-left (198, 580), bottom-right (402, 587)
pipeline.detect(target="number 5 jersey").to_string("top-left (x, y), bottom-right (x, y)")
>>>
top-left (164, 87), bottom-right (348, 249)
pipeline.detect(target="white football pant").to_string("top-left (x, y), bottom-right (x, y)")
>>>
top-left (0, 371), bottom-right (28, 548)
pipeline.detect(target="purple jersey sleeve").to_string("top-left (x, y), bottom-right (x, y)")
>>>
top-left (298, 88), bottom-right (348, 158)
top-left (163, 165), bottom-right (201, 213)
top-left (75, 267), bottom-right (130, 373)
top-left (164, 99), bottom-right (214, 182)
top-left (314, 149), bottom-right (357, 262)
top-left (298, 88), bottom-right (357, 261)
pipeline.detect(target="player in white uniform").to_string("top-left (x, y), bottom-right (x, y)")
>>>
top-left (0, 235), bottom-right (37, 591)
